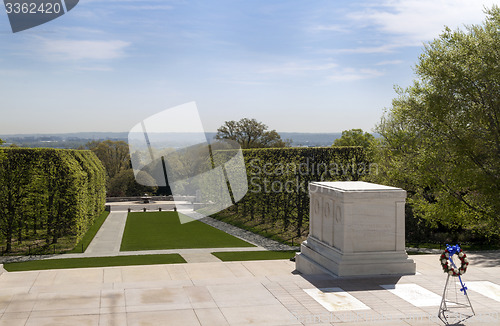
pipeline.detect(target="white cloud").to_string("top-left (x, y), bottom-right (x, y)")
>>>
top-left (258, 62), bottom-right (338, 75)
top-left (328, 68), bottom-right (383, 82)
top-left (349, 0), bottom-right (498, 45)
top-left (40, 39), bottom-right (131, 61)
top-left (0, 69), bottom-right (30, 77)
top-left (325, 44), bottom-right (401, 54)
top-left (375, 60), bottom-right (404, 66)
top-left (310, 24), bottom-right (350, 33)
top-left (224, 80), bottom-right (269, 86)
top-left (257, 61), bottom-right (383, 82)
top-left (77, 66), bottom-right (114, 72)
top-left (84, 0), bottom-right (173, 3)
top-left (82, 0), bottom-right (175, 11)
top-left (116, 5), bottom-right (173, 10)
top-left (57, 27), bottom-right (107, 35)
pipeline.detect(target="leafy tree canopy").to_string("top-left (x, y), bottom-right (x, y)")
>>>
top-left (216, 118), bottom-right (290, 149)
top-left (375, 6), bottom-right (500, 238)
top-left (81, 140), bottom-right (130, 179)
top-left (0, 139), bottom-right (4, 160)
top-left (81, 140), bottom-right (160, 197)
top-left (333, 129), bottom-right (375, 150)
top-left (107, 169), bottom-right (157, 197)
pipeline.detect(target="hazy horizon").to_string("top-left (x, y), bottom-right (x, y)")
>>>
top-left (0, 131), bottom-right (345, 136)
top-left (0, 131), bottom-right (347, 148)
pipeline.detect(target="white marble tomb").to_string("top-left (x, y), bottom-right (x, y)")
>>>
top-left (296, 181), bottom-right (416, 276)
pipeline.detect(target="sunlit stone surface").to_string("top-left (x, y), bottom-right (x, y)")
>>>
top-left (296, 181), bottom-right (416, 276)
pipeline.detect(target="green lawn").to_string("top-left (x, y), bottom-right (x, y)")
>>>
top-left (68, 211), bottom-right (110, 253)
top-left (3, 254), bottom-right (186, 272)
top-left (120, 212), bottom-right (255, 251)
top-left (212, 250), bottom-right (297, 261)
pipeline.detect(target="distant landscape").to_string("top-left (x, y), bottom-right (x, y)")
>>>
top-left (0, 132), bottom-right (345, 148)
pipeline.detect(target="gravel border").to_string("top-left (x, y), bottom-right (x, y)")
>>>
top-left (0, 254), bottom-right (55, 264)
top-left (199, 216), bottom-right (299, 251)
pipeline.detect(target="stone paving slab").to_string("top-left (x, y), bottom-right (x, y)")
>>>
top-left (379, 284), bottom-right (443, 307)
top-left (180, 252), bottom-right (223, 263)
top-left (0, 253), bottom-right (499, 325)
top-left (84, 211), bottom-right (127, 254)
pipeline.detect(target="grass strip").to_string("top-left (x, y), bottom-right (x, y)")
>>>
top-left (212, 250), bottom-right (297, 262)
top-left (120, 212), bottom-right (255, 251)
top-left (68, 211), bottom-right (110, 253)
top-left (3, 254), bottom-right (186, 272)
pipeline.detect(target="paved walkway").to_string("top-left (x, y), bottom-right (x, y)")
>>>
top-left (0, 253), bottom-right (499, 325)
top-left (85, 212), bottom-right (128, 255)
top-left (49, 210), bottom-right (288, 263)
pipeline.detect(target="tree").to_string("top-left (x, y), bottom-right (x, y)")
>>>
top-left (375, 6), bottom-right (500, 239)
top-left (333, 129), bottom-right (375, 156)
top-left (82, 140), bottom-right (130, 179)
top-left (107, 169), bottom-right (157, 197)
top-left (0, 151), bottom-right (31, 251)
top-left (216, 118), bottom-right (290, 148)
top-left (82, 140), bottom-right (160, 197)
top-left (0, 140), bottom-right (4, 161)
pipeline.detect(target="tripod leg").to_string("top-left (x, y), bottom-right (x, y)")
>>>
top-left (439, 274), bottom-right (450, 321)
top-left (464, 290), bottom-right (475, 315)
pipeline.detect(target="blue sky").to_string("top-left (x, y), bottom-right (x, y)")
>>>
top-left (0, 0), bottom-right (497, 134)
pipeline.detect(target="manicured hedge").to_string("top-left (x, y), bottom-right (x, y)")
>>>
top-left (0, 148), bottom-right (106, 252)
top-left (217, 146), bottom-right (372, 238)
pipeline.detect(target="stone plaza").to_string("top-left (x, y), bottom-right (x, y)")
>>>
top-left (0, 253), bottom-right (500, 325)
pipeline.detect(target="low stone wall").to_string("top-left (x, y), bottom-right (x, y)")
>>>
top-left (106, 196), bottom-right (175, 202)
top-left (106, 203), bottom-right (177, 212)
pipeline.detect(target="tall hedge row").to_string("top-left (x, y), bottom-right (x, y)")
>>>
top-left (221, 146), bottom-right (374, 238)
top-left (0, 148), bottom-right (106, 252)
